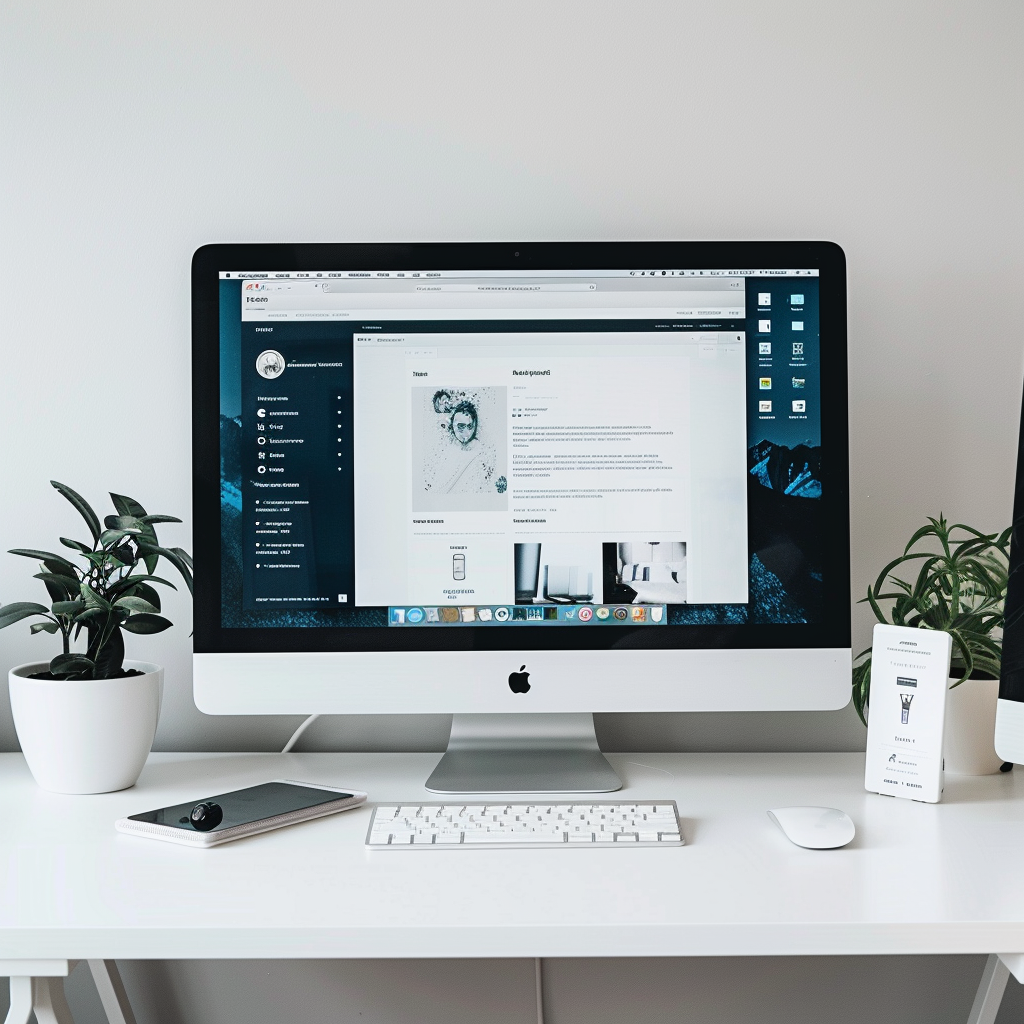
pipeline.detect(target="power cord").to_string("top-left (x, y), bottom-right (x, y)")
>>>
top-left (281, 714), bottom-right (320, 753)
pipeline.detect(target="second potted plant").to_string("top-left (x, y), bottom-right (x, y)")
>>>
top-left (852, 515), bottom-right (1010, 775)
top-left (1, 481), bottom-right (192, 793)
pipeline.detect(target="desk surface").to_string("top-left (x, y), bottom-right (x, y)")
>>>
top-left (2, 751), bottom-right (1023, 961)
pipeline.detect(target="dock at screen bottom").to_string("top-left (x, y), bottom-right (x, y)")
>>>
top-left (389, 604), bottom-right (667, 625)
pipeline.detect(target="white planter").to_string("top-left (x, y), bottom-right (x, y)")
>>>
top-left (944, 675), bottom-right (1003, 776)
top-left (8, 660), bottom-right (163, 794)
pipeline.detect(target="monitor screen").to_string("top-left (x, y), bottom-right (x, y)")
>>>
top-left (193, 242), bottom-right (849, 661)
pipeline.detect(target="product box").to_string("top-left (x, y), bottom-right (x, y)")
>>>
top-left (864, 624), bottom-right (952, 803)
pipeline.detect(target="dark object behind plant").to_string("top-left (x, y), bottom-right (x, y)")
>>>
top-left (0, 481), bottom-right (193, 679)
top-left (851, 515), bottom-right (1009, 725)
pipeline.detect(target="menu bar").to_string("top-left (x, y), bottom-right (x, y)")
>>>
top-left (221, 269), bottom-right (819, 280)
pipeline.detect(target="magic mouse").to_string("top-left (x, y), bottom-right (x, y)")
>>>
top-left (767, 806), bottom-right (855, 849)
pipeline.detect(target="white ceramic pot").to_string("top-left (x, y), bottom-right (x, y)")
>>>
top-left (944, 675), bottom-right (1003, 776)
top-left (8, 660), bottom-right (163, 794)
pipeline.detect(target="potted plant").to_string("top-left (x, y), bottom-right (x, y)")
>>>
top-left (852, 514), bottom-right (1010, 775)
top-left (1, 481), bottom-right (192, 793)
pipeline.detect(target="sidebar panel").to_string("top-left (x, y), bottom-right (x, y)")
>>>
top-left (240, 325), bottom-right (355, 614)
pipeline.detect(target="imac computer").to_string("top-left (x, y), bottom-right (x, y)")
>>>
top-left (192, 242), bottom-right (851, 792)
top-left (996, 382), bottom-right (1024, 764)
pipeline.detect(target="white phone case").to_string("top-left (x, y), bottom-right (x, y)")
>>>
top-left (115, 780), bottom-right (367, 847)
top-left (864, 624), bottom-right (952, 803)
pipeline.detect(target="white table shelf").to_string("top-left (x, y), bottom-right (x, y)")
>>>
top-left (2, 751), bottom-right (1023, 963)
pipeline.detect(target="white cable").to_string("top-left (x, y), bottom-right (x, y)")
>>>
top-left (535, 957), bottom-right (545, 1024)
top-left (281, 714), bottom-right (320, 753)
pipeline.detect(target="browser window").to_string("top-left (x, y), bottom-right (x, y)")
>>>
top-left (219, 267), bottom-right (821, 628)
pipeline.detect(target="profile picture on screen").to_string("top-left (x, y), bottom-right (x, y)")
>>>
top-left (255, 350), bottom-right (285, 379)
top-left (411, 386), bottom-right (508, 513)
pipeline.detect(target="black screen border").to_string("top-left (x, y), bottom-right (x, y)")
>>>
top-left (193, 241), bottom-right (850, 655)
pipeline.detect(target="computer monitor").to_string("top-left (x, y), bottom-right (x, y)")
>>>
top-left (192, 242), bottom-right (851, 792)
top-left (996, 383), bottom-right (1024, 764)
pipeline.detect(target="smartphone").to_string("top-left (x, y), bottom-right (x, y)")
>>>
top-left (115, 780), bottom-right (367, 847)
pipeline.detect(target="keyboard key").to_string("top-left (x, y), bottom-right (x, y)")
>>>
top-left (463, 832), bottom-right (555, 843)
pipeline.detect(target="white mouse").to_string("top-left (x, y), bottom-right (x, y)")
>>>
top-left (767, 806), bottom-right (855, 849)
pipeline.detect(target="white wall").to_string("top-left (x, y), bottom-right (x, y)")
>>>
top-left (2, 2), bottom-right (1023, 1021)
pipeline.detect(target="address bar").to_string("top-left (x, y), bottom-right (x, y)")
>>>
top-left (413, 283), bottom-right (595, 292)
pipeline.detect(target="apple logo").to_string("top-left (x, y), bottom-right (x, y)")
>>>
top-left (508, 665), bottom-right (531, 693)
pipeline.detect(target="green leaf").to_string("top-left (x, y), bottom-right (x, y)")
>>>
top-left (51, 600), bottom-right (84, 616)
top-left (59, 537), bottom-right (94, 554)
top-left (114, 542), bottom-right (137, 561)
top-left (8, 548), bottom-right (79, 572)
top-left (0, 602), bottom-right (50, 630)
top-left (103, 515), bottom-right (145, 533)
top-left (80, 584), bottom-right (111, 611)
top-left (865, 585), bottom-right (887, 625)
top-left (99, 529), bottom-right (136, 547)
top-left (903, 520), bottom-right (942, 555)
top-left (72, 608), bottom-right (107, 626)
top-left (852, 660), bottom-right (872, 726)
top-left (38, 559), bottom-right (80, 604)
top-left (140, 514), bottom-right (182, 525)
top-left (109, 492), bottom-right (148, 519)
top-left (169, 546), bottom-right (193, 571)
top-left (41, 581), bottom-right (78, 606)
top-left (136, 541), bottom-right (193, 595)
top-left (30, 621), bottom-right (59, 635)
top-left (50, 481), bottom-right (101, 543)
top-left (49, 653), bottom-right (95, 678)
top-left (114, 595), bottom-right (159, 614)
top-left (122, 613), bottom-right (173, 634)
top-left (33, 571), bottom-right (81, 592)
top-left (43, 554), bottom-right (80, 577)
top-left (106, 574), bottom-right (177, 598)
top-left (130, 581), bottom-right (162, 612)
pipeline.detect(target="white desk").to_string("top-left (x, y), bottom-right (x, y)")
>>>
top-left (2, 751), bottom-right (1023, 1023)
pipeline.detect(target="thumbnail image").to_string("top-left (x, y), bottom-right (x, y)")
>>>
top-left (411, 387), bottom-right (508, 513)
top-left (514, 541), bottom-right (602, 604)
top-left (602, 540), bottom-right (687, 604)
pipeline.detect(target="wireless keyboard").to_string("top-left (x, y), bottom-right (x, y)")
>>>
top-left (365, 801), bottom-right (684, 848)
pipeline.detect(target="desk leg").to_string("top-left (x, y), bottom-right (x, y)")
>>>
top-left (31, 977), bottom-right (75, 1024)
top-left (87, 961), bottom-right (137, 1024)
top-left (967, 954), bottom-right (1010, 1024)
top-left (4, 978), bottom-right (33, 1024)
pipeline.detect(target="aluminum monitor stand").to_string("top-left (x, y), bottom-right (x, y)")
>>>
top-left (425, 713), bottom-right (622, 794)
